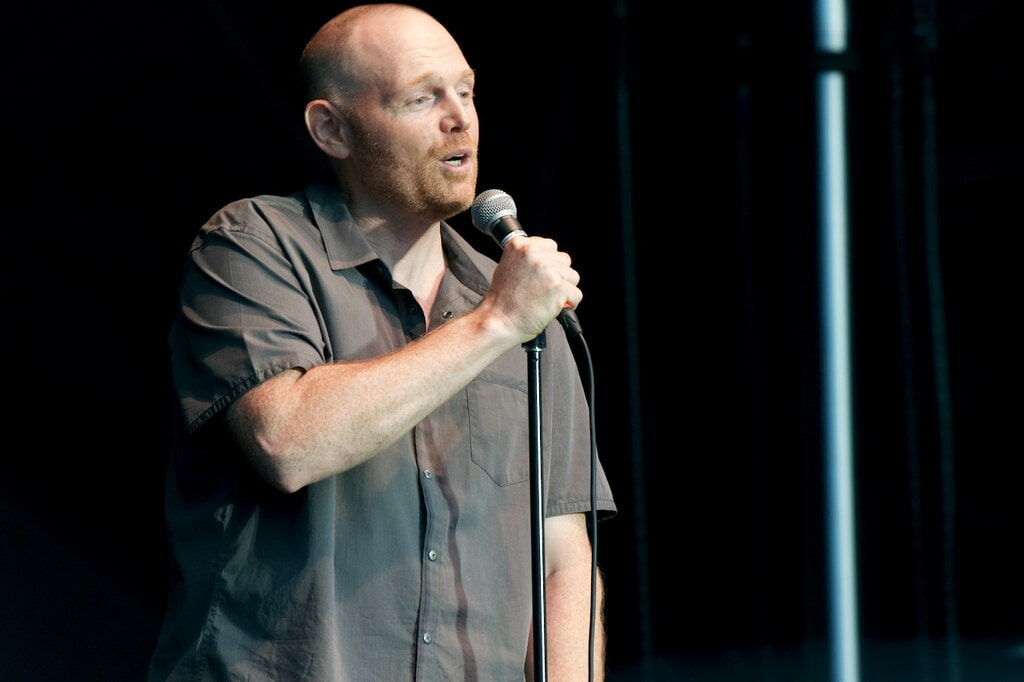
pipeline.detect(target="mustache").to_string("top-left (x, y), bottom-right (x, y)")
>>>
top-left (432, 133), bottom-right (476, 157)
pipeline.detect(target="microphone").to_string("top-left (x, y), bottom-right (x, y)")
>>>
top-left (471, 189), bottom-right (583, 337)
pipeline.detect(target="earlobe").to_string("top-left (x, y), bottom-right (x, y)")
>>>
top-left (304, 99), bottom-right (351, 160)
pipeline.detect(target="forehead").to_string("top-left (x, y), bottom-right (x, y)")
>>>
top-left (348, 11), bottom-right (472, 94)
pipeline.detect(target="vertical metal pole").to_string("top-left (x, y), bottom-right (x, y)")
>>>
top-left (815, 1), bottom-right (861, 681)
top-left (526, 333), bottom-right (547, 682)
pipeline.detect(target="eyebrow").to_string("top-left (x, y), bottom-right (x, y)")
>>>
top-left (402, 68), bottom-right (476, 90)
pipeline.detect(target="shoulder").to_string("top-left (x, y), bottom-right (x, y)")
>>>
top-left (189, 190), bottom-right (314, 252)
top-left (204, 191), bottom-right (310, 234)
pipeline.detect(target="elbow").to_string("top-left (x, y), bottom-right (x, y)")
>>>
top-left (260, 461), bottom-right (309, 495)
top-left (246, 428), bottom-right (314, 494)
top-left (223, 371), bottom-right (321, 493)
top-left (270, 474), bottom-right (308, 496)
top-left (226, 407), bottom-right (312, 493)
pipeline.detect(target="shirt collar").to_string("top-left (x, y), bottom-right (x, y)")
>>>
top-left (305, 177), bottom-right (376, 271)
top-left (304, 177), bottom-right (493, 298)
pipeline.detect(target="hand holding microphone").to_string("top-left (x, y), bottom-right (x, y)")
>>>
top-left (471, 189), bottom-right (584, 339)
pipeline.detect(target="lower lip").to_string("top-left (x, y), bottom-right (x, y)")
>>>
top-left (440, 158), bottom-right (473, 174)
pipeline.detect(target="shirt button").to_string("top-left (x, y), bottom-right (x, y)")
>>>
top-left (442, 310), bottom-right (454, 319)
top-left (423, 633), bottom-right (433, 644)
top-left (428, 550), bottom-right (438, 561)
top-left (423, 469), bottom-right (432, 479)
top-left (408, 305), bottom-right (418, 314)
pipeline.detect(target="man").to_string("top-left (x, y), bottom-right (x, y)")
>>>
top-left (148, 4), bottom-right (616, 680)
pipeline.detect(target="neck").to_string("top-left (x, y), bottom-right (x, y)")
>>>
top-left (336, 175), bottom-right (455, 318)
top-left (362, 218), bottom-right (446, 320)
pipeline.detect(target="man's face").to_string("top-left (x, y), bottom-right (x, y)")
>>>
top-left (342, 12), bottom-right (479, 221)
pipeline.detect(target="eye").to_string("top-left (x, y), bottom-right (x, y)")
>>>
top-left (408, 94), bottom-right (434, 108)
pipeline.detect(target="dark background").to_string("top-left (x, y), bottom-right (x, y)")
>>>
top-left (2, 1), bottom-right (1021, 680)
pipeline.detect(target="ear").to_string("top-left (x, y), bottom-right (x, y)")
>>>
top-left (304, 99), bottom-right (352, 160)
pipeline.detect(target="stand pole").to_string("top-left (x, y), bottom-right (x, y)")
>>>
top-left (525, 330), bottom-right (547, 682)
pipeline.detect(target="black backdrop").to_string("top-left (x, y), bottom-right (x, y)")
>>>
top-left (2, 1), bottom-right (1021, 680)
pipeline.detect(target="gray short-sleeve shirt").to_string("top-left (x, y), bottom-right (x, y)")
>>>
top-left (148, 179), bottom-right (616, 680)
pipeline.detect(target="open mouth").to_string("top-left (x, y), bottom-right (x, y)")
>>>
top-left (441, 147), bottom-right (472, 167)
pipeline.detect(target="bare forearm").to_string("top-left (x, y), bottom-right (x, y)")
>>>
top-left (544, 564), bottom-right (605, 681)
top-left (525, 514), bottom-right (605, 681)
top-left (226, 306), bottom-right (516, 491)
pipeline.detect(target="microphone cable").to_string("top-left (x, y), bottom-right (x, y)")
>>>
top-left (561, 318), bottom-right (600, 682)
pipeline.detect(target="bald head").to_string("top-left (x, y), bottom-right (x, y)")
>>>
top-left (299, 3), bottom-right (479, 221)
top-left (300, 4), bottom-right (456, 105)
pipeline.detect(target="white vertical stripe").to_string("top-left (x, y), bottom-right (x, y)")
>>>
top-left (816, 1), bottom-right (860, 679)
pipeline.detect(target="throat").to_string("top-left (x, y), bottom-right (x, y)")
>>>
top-left (415, 272), bottom-right (443, 328)
top-left (390, 243), bottom-right (446, 328)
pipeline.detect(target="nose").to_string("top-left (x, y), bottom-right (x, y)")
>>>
top-left (440, 91), bottom-right (473, 134)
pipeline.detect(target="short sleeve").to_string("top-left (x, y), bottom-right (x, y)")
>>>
top-left (170, 203), bottom-right (327, 432)
top-left (542, 322), bottom-right (617, 520)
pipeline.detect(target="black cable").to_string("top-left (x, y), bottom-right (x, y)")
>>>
top-left (576, 332), bottom-right (599, 682)
top-left (561, 321), bottom-right (599, 682)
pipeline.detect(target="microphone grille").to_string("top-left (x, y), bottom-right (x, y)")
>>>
top-left (471, 189), bottom-right (517, 232)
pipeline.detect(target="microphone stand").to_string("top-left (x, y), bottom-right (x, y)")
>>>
top-left (524, 329), bottom-right (547, 682)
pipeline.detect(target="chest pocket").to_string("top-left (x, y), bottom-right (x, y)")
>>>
top-left (467, 370), bottom-right (530, 486)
